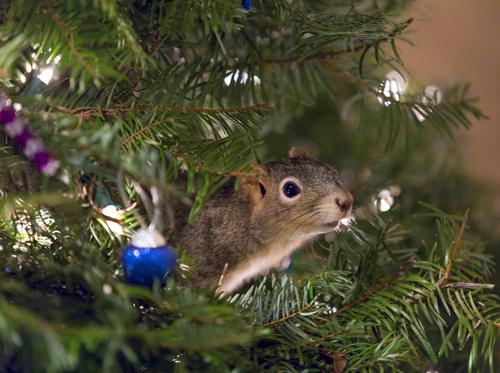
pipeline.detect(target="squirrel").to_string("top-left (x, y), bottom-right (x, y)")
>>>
top-left (171, 147), bottom-right (353, 294)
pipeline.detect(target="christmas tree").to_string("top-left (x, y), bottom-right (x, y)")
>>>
top-left (0, 1), bottom-right (498, 372)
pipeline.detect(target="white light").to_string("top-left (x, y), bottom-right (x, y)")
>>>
top-left (386, 70), bottom-right (407, 92)
top-left (224, 70), bottom-right (244, 85)
top-left (412, 104), bottom-right (427, 122)
top-left (16, 223), bottom-right (27, 234)
top-left (413, 85), bottom-right (443, 123)
top-left (423, 85), bottom-right (443, 105)
top-left (102, 284), bottom-right (112, 295)
top-left (372, 189), bottom-right (394, 212)
top-left (323, 304), bottom-right (337, 315)
top-left (377, 70), bottom-right (406, 106)
top-left (133, 249), bottom-right (140, 257)
top-left (378, 198), bottom-right (393, 212)
top-left (37, 66), bottom-right (55, 84)
top-left (224, 70), bottom-right (261, 86)
top-left (25, 62), bottom-right (32, 73)
top-left (51, 55), bottom-right (62, 65)
top-left (101, 205), bottom-right (124, 236)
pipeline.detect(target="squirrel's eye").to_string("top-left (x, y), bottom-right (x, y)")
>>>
top-left (283, 181), bottom-right (301, 198)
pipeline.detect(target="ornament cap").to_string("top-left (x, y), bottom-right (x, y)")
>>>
top-left (131, 228), bottom-right (166, 248)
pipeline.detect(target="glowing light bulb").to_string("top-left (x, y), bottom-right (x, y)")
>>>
top-left (101, 205), bottom-right (124, 236)
top-left (386, 70), bottom-right (408, 92)
top-left (413, 85), bottom-right (443, 123)
top-left (224, 70), bottom-right (261, 86)
top-left (102, 284), bottom-right (112, 295)
top-left (412, 104), bottom-right (427, 122)
top-left (37, 66), bottom-right (55, 84)
top-left (377, 70), bottom-right (407, 106)
top-left (25, 62), bottom-right (32, 73)
top-left (372, 189), bottom-right (395, 212)
top-left (423, 85), bottom-right (443, 105)
top-left (53, 54), bottom-right (62, 65)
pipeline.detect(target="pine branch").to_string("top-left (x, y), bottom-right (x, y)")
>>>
top-left (436, 209), bottom-right (470, 287)
top-left (260, 17), bottom-right (414, 67)
top-left (48, 102), bottom-right (275, 120)
top-left (40, 0), bottom-right (100, 80)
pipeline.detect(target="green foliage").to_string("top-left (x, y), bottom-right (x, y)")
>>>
top-left (230, 211), bottom-right (498, 372)
top-left (0, 0), bottom-right (497, 372)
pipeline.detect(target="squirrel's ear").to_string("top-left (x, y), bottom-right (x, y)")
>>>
top-left (288, 146), bottom-right (312, 159)
top-left (249, 163), bottom-right (268, 176)
top-left (241, 164), bottom-right (268, 210)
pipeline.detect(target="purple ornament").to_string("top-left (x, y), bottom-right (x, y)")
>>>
top-left (32, 151), bottom-right (51, 169)
top-left (13, 128), bottom-right (35, 148)
top-left (0, 99), bottom-right (60, 176)
top-left (0, 107), bottom-right (16, 125)
top-left (39, 158), bottom-right (60, 176)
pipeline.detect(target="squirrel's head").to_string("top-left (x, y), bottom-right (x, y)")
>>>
top-left (242, 147), bottom-right (353, 238)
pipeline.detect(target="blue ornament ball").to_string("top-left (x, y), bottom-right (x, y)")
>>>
top-left (242, 0), bottom-right (251, 11)
top-left (122, 229), bottom-right (176, 287)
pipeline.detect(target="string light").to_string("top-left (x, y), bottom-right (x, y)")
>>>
top-left (412, 85), bottom-right (443, 122)
top-left (377, 70), bottom-right (407, 107)
top-left (100, 205), bottom-right (125, 236)
top-left (35, 54), bottom-right (61, 85)
top-left (37, 66), bottom-right (55, 84)
top-left (102, 284), bottom-right (112, 295)
top-left (224, 70), bottom-right (261, 86)
top-left (372, 189), bottom-right (394, 212)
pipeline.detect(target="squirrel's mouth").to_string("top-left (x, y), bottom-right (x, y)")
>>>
top-left (323, 220), bottom-right (339, 229)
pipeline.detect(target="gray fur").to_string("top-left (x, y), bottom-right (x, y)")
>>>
top-left (171, 153), bottom-right (352, 291)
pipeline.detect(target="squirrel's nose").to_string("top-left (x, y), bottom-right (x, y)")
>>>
top-left (335, 193), bottom-right (353, 213)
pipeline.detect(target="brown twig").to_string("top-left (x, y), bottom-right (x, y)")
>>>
top-left (444, 282), bottom-right (495, 290)
top-left (49, 102), bottom-right (274, 119)
top-left (375, 219), bottom-right (393, 249)
top-left (435, 209), bottom-right (470, 288)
